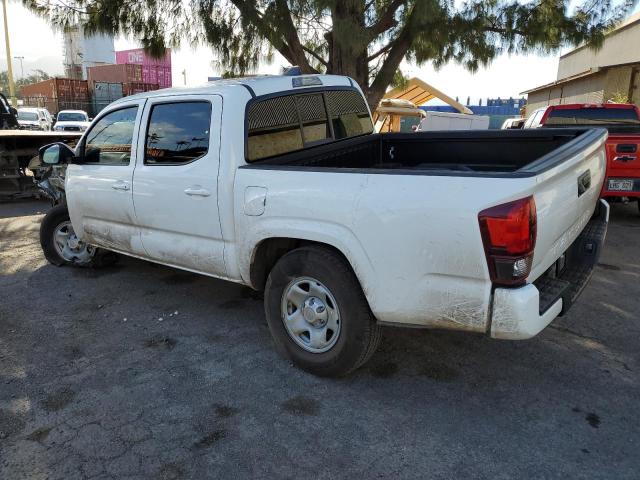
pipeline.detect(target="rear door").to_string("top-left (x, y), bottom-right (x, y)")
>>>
top-left (131, 95), bottom-right (226, 276)
top-left (66, 100), bottom-right (147, 255)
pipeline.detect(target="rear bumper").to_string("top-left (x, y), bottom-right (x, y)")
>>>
top-left (490, 199), bottom-right (609, 340)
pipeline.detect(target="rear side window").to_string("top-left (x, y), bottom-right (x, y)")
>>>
top-left (145, 101), bottom-right (211, 165)
top-left (247, 89), bottom-right (372, 161)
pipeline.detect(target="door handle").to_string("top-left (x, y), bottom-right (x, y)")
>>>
top-left (112, 181), bottom-right (130, 191)
top-left (184, 186), bottom-right (211, 197)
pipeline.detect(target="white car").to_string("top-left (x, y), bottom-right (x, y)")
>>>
top-left (417, 110), bottom-right (490, 131)
top-left (17, 107), bottom-right (52, 131)
top-left (38, 74), bottom-right (609, 376)
top-left (501, 117), bottom-right (526, 129)
top-left (54, 110), bottom-right (91, 132)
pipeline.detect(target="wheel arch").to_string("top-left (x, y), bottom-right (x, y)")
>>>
top-left (248, 236), bottom-right (375, 310)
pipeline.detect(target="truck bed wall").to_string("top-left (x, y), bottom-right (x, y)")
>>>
top-left (251, 130), bottom-right (585, 174)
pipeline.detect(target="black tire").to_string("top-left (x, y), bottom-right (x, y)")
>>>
top-left (40, 204), bottom-right (117, 267)
top-left (264, 245), bottom-right (381, 377)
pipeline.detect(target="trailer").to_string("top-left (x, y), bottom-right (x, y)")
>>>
top-left (0, 130), bottom-right (81, 199)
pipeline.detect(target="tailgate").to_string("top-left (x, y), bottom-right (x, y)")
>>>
top-left (602, 135), bottom-right (640, 194)
top-left (524, 129), bottom-right (608, 282)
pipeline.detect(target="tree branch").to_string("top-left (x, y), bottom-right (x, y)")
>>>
top-left (366, 0), bottom-right (405, 38)
top-left (301, 45), bottom-right (328, 67)
top-left (367, 42), bottom-right (393, 61)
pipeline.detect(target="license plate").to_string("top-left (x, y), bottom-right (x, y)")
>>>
top-left (608, 179), bottom-right (634, 191)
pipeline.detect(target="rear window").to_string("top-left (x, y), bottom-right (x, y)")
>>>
top-left (247, 89), bottom-right (372, 161)
top-left (18, 111), bottom-right (39, 121)
top-left (57, 112), bottom-right (88, 122)
top-left (545, 107), bottom-right (640, 129)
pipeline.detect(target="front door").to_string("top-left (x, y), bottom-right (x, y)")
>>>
top-left (131, 95), bottom-right (226, 276)
top-left (66, 101), bottom-right (146, 255)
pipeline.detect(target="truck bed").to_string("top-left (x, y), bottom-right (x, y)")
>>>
top-left (246, 128), bottom-right (600, 176)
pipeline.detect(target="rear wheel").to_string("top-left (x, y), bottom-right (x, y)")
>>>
top-left (264, 245), bottom-right (381, 377)
top-left (40, 204), bottom-right (115, 267)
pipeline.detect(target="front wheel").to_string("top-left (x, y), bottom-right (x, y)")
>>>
top-left (264, 246), bottom-right (381, 377)
top-left (40, 204), bottom-right (114, 267)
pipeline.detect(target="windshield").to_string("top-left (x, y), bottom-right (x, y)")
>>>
top-left (18, 111), bottom-right (39, 121)
top-left (57, 112), bottom-right (87, 122)
top-left (544, 107), bottom-right (640, 133)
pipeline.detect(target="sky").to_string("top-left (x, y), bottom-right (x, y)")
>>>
top-left (1, 1), bottom-right (639, 104)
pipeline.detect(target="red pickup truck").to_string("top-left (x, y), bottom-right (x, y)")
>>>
top-left (525, 103), bottom-right (640, 209)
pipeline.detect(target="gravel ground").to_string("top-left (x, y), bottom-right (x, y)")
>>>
top-left (1, 199), bottom-right (639, 479)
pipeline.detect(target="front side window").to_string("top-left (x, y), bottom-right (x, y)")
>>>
top-left (246, 89), bottom-right (373, 162)
top-left (84, 106), bottom-right (138, 165)
top-left (145, 101), bottom-right (212, 165)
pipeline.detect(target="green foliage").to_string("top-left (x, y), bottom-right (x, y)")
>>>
top-left (608, 91), bottom-right (631, 103)
top-left (0, 70), bottom-right (51, 97)
top-left (23, 0), bottom-right (638, 106)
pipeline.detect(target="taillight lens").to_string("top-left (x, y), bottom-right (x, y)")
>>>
top-left (478, 196), bottom-right (537, 286)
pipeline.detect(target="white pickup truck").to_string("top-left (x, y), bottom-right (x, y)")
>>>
top-left (38, 74), bottom-right (609, 376)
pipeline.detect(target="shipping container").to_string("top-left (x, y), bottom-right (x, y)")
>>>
top-left (21, 78), bottom-right (90, 114)
top-left (92, 82), bottom-right (124, 114)
top-left (116, 48), bottom-right (172, 88)
top-left (87, 63), bottom-right (142, 87)
top-left (122, 82), bottom-right (160, 97)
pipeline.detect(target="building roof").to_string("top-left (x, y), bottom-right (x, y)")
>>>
top-left (522, 11), bottom-right (640, 95)
top-left (520, 68), bottom-right (600, 94)
top-left (560, 11), bottom-right (640, 60)
top-left (520, 60), bottom-right (640, 95)
top-left (383, 78), bottom-right (473, 114)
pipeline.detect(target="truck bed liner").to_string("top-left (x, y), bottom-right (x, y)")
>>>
top-left (245, 128), bottom-right (601, 177)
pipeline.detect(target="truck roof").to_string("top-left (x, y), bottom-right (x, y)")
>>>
top-left (544, 103), bottom-right (638, 111)
top-left (113, 74), bottom-right (357, 104)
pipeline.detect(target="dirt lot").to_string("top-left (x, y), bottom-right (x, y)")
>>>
top-left (1, 199), bottom-right (639, 479)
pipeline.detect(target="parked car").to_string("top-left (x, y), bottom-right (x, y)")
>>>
top-left (37, 74), bottom-right (609, 376)
top-left (417, 110), bottom-right (490, 131)
top-left (501, 117), bottom-right (526, 129)
top-left (17, 107), bottom-right (52, 131)
top-left (524, 103), bottom-right (640, 210)
top-left (53, 110), bottom-right (91, 132)
top-left (0, 92), bottom-right (19, 130)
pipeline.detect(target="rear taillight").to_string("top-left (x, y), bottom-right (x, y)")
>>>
top-left (478, 196), bottom-right (537, 287)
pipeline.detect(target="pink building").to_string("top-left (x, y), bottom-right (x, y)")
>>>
top-left (115, 48), bottom-right (172, 89)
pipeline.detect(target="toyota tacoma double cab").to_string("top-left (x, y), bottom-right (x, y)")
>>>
top-left (525, 103), bottom-right (640, 211)
top-left (39, 74), bottom-right (609, 376)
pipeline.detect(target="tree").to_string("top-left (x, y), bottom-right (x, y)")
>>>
top-left (24, 0), bottom-right (637, 108)
top-left (0, 70), bottom-right (51, 97)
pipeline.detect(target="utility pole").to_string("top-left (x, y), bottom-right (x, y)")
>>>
top-left (14, 56), bottom-right (24, 78)
top-left (182, 69), bottom-right (187, 86)
top-left (1, 0), bottom-right (16, 106)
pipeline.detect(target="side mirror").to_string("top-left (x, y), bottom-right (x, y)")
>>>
top-left (9, 107), bottom-right (17, 115)
top-left (39, 143), bottom-right (76, 165)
